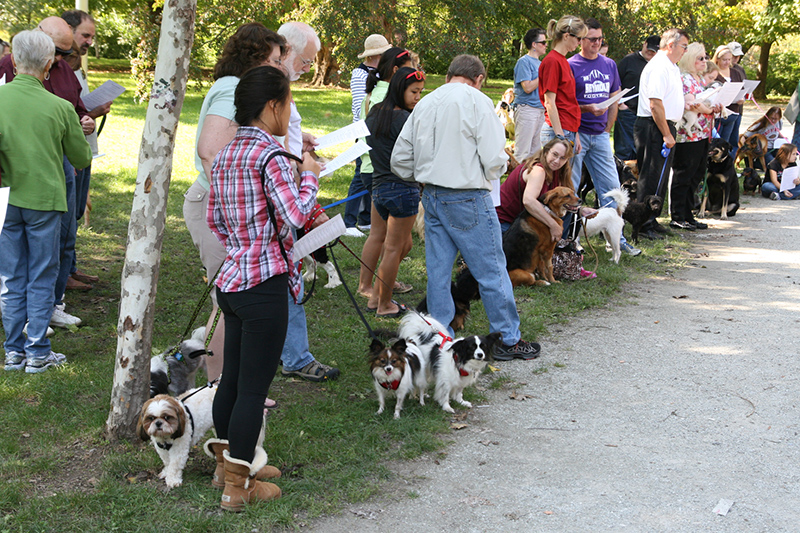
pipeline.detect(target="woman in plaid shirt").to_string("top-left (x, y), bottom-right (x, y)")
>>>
top-left (206, 65), bottom-right (320, 510)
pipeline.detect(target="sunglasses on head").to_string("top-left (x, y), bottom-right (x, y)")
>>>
top-left (397, 49), bottom-right (410, 59)
top-left (405, 70), bottom-right (425, 81)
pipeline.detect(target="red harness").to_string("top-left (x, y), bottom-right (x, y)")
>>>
top-left (380, 379), bottom-right (401, 390)
top-left (454, 353), bottom-right (470, 377)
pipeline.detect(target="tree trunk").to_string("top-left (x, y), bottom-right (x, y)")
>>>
top-left (311, 43), bottom-right (339, 86)
top-left (754, 41), bottom-right (772, 100)
top-left (105, 0), bottom-right (197, 442)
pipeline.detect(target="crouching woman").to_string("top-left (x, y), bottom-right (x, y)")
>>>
top-left (206, 66), bottom-right (320, 511)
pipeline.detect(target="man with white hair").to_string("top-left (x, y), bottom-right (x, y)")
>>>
top-left (274, 22), bottom-right (340, 382)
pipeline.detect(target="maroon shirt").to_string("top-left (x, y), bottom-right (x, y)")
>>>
top-left (496, 163), bottom-right (561, 224)
top-left (0, 54), bottom-right (88, 120)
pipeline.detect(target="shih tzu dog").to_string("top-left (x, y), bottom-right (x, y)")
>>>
top-left (137, 384), bottom-right (216, 488)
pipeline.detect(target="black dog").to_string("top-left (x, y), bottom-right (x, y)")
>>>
top-left (578, 156), bottom-right (638, 207)
top-left (623, 195), bottom-right (664, 243)
top-left (700, 138), bottom-right (739, 219)
top-left (741, 167), bottom-right (761, 195)
top-left (417, 266), bottom-right (481, 332)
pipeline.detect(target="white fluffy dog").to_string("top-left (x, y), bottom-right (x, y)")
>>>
top-left (581, 188), bottom-right (629, 264)
top-left (137, 384), bottom-right (216, 488)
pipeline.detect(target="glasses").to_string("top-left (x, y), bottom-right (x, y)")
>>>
top-left (569, 33), bottom-right (581, 40)
top-left (680, 44), bottom-right (688, 50)
top-left (534, 40), bottom-right (547, 45)
top-left (299, 56), bottom-right (313, 67)
top-left (405, 70), bottom-right (426, 81)
top-left (582, 36), bottom-right (603, 43)
top-left (397, 49), bottom-right (410, 59)
top-left (698, 56), bottom-right (708, 61)
top-left (55, 46), bottom-right (73, 57)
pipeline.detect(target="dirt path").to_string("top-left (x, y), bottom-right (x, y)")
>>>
top-left (310, 165), bottom-right (800, 531)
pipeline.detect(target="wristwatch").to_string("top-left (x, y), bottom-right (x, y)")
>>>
top-left (555, 134), bottom-right (566, 141)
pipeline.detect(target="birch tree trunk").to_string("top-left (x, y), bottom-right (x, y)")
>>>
top-left (105, 0), bottom-right (197, 442)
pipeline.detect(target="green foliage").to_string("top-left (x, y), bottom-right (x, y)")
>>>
top-left (765, 49), bottom-right (800, 95)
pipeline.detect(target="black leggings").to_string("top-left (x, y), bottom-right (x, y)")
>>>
top-left (213, 274), bottom-right (288, 462)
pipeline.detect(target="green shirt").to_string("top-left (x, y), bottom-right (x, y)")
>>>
top-left (360, 81), bottom-right (389, 174)
top-left (0, 74), bottom-right (91, 212)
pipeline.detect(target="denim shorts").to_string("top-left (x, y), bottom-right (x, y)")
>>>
top-left (372, 181), bottom-right (421, 220)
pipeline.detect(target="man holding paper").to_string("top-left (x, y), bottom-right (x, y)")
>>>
top-left (568, 18), bottom-right (641, 256)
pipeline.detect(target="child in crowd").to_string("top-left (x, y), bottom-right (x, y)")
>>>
top-left (743, 106), bottom-right (785, 165)
top-left (762, 143), bottom-right (799, 200)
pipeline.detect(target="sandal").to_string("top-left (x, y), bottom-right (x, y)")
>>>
top-left (367, 299), bottom-right (405, 313)
top-left (393, 281), bottom-right (413, 294)
top-left (376, 305), bottom-right (408, 319)
top-left (580, 268), bottom-right (597, 280)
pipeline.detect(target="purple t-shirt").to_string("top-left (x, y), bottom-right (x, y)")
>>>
top-left (568, 53), bottom-right (621, 136)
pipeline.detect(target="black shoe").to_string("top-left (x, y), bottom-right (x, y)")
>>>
top-left (640, 229), bottom-right (664, 240)
top-left (651, 221), bottom-right (670, 234)
top-left (687, 219), bottom-right (708, 229)
top-left (669, 220), bottom-right (696, 231)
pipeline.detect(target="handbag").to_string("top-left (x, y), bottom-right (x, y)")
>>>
top-left (552, 238), bottom-right (583, 281)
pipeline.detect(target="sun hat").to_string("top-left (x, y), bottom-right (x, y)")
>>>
top-left (728, 42), bottom-right (744, 56)
top-left (358, 34), bottom-right (391, 59)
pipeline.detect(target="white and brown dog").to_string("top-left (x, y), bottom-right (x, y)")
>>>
top-left (137, 384), bottom-right (216, 488)
top-left (369, 337), bottom-right (428, 419)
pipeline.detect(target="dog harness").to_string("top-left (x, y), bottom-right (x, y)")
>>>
top-left (380, 380), bottom-right (401, 390)
top-left (453, 354), bottom-right (470, 377)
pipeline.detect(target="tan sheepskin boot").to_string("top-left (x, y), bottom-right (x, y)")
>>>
top-left (204, 438), bottom-right (281, 489)
top-left (220, 448), bottom-right (281, 512)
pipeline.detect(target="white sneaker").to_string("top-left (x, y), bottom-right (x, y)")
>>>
top-left (358, 224), bottom-right (371, 232)
top-left (4, 351), bottom-right (26, 371)
top-left (770, 191), bottom-right (780, 201)
top-left (23, 322), bottom-right (55, 337)
top-left (50, 304), bottom-right (82, 328)
top-left (25, 351), bottom-right (66, 374)
top-left (344, 227), bottom-right (366, 238)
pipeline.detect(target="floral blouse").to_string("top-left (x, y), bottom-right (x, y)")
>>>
top-left (676, 73), bottom-right (714, 143)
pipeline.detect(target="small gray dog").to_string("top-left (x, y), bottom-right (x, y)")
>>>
top-left (150, 327), bottom-right (207, 397)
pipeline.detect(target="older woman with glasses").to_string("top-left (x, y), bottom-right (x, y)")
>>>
top-left (0, 30), bottom-right (92, 373)
top-left (711, 45), bottom-right (745, 159)
top-left (670, 43), bottom-right (721, 231)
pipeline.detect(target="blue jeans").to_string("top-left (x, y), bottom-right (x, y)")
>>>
top-left (343, 157), bottom-right (371, 228)
top-left (75, 164), bottom-right (91, 222)
top-left (0, 206), bottom-right (61, 357)
top-left (570, 131), bottom-right (630, 246)
top-left (614, 108), bottom-right (637, 160)
top-left (541, 125), bottom-right (577, 153)
top-left (716, 114), bottom-right (742, 160)
top-left (422, 185), bottom-right (521, 344)
top-left (54, 156), bottom-right (77, 305)
top-left (762, 181), bottom-right (800, 199)
top-left (280, 249), bottom-right (315, 372)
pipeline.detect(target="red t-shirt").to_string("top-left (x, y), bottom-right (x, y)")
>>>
top-left (496, 163), bottom-right (561, 224)
top-left (538, 51), bottom-right (581, 133)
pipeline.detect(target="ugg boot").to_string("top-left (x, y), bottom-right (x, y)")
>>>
top-left (220, 448), bottom-right (281, 512)
top-left (204, 438), bottom-right (281, 489)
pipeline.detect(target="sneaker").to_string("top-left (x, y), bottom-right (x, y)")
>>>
top-left (4, 351), bottom-right (26, 371)
top-left (493, 340), bottom-right (541, 361)
top-left (343, 227), bottom-right (365, 238)
top-left (580, 268), bottom-right (597, 279)
top-left (770, 191), bottom-right (780, 201)
top-left (669, 220), bottom-right (696, 231)
top-left (23, 322), bottom-right (55, 338)
top-left (50, 304), bottom-right (82, 328)
top-left (25, 351), bottom-right (66, 374)
top-left (358, 224), bottom-right (371, 232)
top-left (620, 242), bottom-right (642, 256)
top-left (687, 218), bottom-right (708, 230)
top-left (282, 360), bottom-right (340, 382)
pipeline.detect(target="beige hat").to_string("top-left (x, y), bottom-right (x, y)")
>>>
top-left (358, 34), bottom-right (391, 59)
top-left (728, 42), bottom-right (744, 56)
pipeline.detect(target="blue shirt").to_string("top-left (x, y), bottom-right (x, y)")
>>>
top-left (514, 55), bottom-right (543, 109)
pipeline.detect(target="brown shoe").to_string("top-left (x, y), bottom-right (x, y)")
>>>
top-left (66, 276), bottom-right (92, 291)
top-left (72, 270), bottom-right (99, 283)
top-left (221, 448), bottom-right (281, 512)
top-left (204, 438), bottom-right (281, 490)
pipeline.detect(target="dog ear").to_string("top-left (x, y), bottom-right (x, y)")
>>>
top-left (369, 337), bottom-right (385, 355)
top-left (137, 401), bottom-right (152, 442)
top-left (170, 399), bottom-right (186, 440)
top-left (485, 332), bottom-right (503, 349)
top-left (391, 338), bottom-right (407, 354)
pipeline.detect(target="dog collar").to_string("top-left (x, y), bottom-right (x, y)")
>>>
top-left (380, 380), bottom-right (401, 390)
top-left (156, 441), bottom-right (173, 450)
top-left (453, 354), bottom-right (470, 377)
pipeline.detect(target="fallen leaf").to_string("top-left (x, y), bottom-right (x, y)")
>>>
top-left (654, 320), bottom-right (659, 324)
top-left (450, 423), bottom-right (468, 430)
top-left (544, 510), bottom-right (553, 515)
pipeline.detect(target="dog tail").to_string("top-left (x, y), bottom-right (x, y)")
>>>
top-left (603, 188), bottom-right (629, 217)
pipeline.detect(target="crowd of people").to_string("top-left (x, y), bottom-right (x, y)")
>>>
top-left (2, 12), bottom-right (799, 513)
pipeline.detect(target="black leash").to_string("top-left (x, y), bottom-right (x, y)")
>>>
top-left (165, 264), bottom-right (221, 359)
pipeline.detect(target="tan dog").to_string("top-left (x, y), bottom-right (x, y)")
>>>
top-left (504, 186), bottom-right (581, 286)
top-left (736, 133), bottom-right (768, 171)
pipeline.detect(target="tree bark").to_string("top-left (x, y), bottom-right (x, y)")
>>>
top-left (105, 0), bottom-right (197, 442)
top-left (754, 40), bottom-right (772, 100)
top-left (311, 43), bottom-right (339, 86)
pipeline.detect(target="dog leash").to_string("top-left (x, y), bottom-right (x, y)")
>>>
top-left (655, 144), bottom-right (672, 198)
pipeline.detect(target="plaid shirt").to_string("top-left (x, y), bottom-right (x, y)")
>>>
top-left (207, 126), bottom-right (318, 298)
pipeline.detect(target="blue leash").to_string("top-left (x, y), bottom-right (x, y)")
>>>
top-left (656, 144), bottom-right (672, 196)
top-left (322, 189), bottom-right (369, 210)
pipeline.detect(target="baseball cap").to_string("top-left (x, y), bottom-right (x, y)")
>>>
top-left (728, 42), bottom-right (744, 56)
top-left (645, 36), bottom-right (660, 52)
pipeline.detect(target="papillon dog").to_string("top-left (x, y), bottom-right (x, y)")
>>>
top-left (369, 337), bottom-right (428, 419)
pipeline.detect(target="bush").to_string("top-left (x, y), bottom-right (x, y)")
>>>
top-left (766, 50), bottom-right (800, 96)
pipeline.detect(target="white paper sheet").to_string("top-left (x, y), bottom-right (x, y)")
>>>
top-left (595, 87), bottom-right (633, 110)
top-left (694, 86), bottom-right (721, 103)
top-left (0, 187), bottom-right (9, 238)
top-left (0, 73), bottom-right (5, 86)
top-left (313, 120), bottom-right (371, 152)
top-left (319, 142), bottom-right (371, 177)
top-left (81, 80), bottom-right (126, 111)
top-left (619, 93), bottom-right (637, 104)
top-left (779, 165), bottom-right (798, 192)
top-left (292, 214), bottom-right (346, 261)
top-left (711, 82), bottom-right (744, 108)
top-left (733, 80), bottom-right (761, 102)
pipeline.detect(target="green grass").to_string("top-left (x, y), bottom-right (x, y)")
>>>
top-left (0, 66), bottom-right (690, 531)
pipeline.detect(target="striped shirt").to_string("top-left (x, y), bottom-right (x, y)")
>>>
top-left (207, 126), bottom-right (319, 298)
top-left (351, 64), bottom-right (371, 122)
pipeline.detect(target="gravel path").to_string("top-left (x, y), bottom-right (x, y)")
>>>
top-left (310, 113), bottom-right (800, 532)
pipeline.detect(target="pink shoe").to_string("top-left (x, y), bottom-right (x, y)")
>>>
top-left (580, 268), bottom-right (597, 279)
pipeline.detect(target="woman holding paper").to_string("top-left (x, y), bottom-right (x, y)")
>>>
top-left (711, 45), bottom-right (745, 159)
top-left (761, 143), bottom-right (799, 200)
top-left (670, 43), bottom-right (721, 231)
